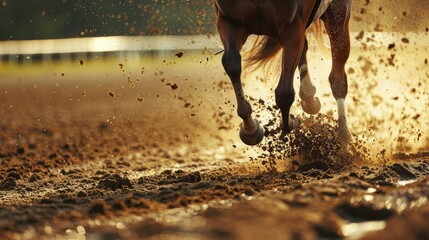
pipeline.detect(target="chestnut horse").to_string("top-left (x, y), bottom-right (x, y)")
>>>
top-left (215, 0), bottom-right (352, 148)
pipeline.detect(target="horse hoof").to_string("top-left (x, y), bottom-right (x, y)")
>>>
top-left (289, 114), bottom-right (301, 130)
top-left (301, 97), bottom-right (321, 115)
top-left (280, 114), bottom-right (301, 133)
top-left (239, 120), bottom-right (265, 146)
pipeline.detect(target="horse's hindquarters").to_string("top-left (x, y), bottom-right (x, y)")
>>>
top-left (215, 0), bottom-right (303, 37)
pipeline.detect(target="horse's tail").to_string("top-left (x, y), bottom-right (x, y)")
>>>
top-left (245, 19), bottom-right (326, 70)
top-left (246, 36), bottom-right (281, 69)
top-left (310, 19), bottom-right (327, 51)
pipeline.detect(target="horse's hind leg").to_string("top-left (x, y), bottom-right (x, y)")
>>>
top-left (322, 0), bottom-right (352, 147)
top-left (217, 16), bottom-right (264, 145)
top-left (299, 38), bottom-right (321, 115)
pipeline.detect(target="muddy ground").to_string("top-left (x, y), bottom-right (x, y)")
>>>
top-left (1, 2), bottom-right (429, 239)
top-left (0, 40), bottom-right (428, 239)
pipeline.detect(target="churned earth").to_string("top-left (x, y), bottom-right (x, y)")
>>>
top-left (1, 3), bottom-right (429, 237)
top-left (1, 37), bottom-right (428, 239)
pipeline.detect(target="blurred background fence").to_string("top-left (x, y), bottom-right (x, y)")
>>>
top-left (0, 0), bottom-right (428, 64)
top-left (1, 32), bottom-right (428, 65)
top-left (0, 35), bottom-right (222, 64)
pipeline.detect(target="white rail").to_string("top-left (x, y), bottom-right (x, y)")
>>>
top-left (0, 32), bottom-right (427, 57)
top-left (0, 35), bottom-right (222, 55)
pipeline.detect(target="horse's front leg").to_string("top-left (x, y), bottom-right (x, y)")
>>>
top-left (217, 17), bottom-right (264, 145)
top-left (276, 29), bottom-right (305, 134)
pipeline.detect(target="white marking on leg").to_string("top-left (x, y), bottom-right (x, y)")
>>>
top-left (336, 98), bottom-right (346, 119)
top-left (336, 98), bottom-right (351, 146)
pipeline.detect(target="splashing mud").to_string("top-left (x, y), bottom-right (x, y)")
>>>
top-left (0, 42), bottom-right (428, 239)
top-left (0, 1), bottom-right (428, 239)
top-left (237, 31), bottom-right (429, 169)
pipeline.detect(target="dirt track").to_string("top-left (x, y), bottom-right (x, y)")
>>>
top-left (1, 35), bottom-right (428, 239)
top-left (1, 1), bottom-right (429, 237)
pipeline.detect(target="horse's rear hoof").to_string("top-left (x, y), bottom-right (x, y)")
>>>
top-left (239, 120), bottom-right (265, 146)
top-left (301, 97), bottom-right (321, 115)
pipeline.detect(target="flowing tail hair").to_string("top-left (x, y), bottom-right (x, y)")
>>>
top-left (245, 19), bottom-right (325, 71)
top-left (245, 36), bottom-right (282, 70)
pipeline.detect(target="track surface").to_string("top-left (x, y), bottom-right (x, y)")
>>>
top-left (1, 31), bottom-right (429, 240)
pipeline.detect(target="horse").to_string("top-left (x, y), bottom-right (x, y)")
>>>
top-left (214, 0), bottom-right (352, 149)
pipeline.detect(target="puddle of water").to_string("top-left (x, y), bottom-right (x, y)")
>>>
top-left (342, 221), bottom-right (386, 239)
